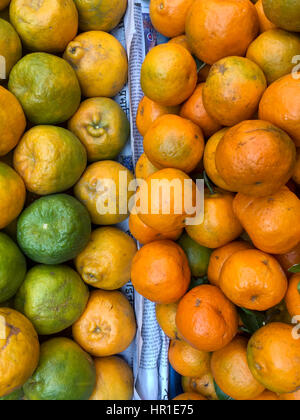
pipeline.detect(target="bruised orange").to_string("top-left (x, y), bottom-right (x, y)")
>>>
top-left (186, 0), bottom-right (259, 65)
top-left (143, 115), bottom-right (204, 173)
top-left (285, 274), bottom-right (300, 318)
top-left (176, 285), bottom-right (239, 352)
top-left (131, 240), bottom-right (190, 304)
top-left (180, 84), bottom-right (222, 138)
top-left (136, 96), bottom-right (180, 137)
top-left (141, 43), bottom-right (197, 106)
top-left (135, 153), bottom-right (159, 181)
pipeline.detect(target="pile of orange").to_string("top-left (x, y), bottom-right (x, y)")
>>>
top-left (130, 0), bottom-right (300, 401)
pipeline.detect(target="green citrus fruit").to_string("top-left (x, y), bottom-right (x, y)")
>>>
top-left (178, 232), bottom-right (212, 277)
top-left (0, 18), bottom-right (22, 76)
top-left (15, 265), bottom-right (89, 335)
top-left (262, 0), bottom-right (300, 32)
top-left (17, 194), bottom-right (91, 264)
top-left (0, 388), bottom-right (24, 400)
top-left (8, 53), bottom-right (81, 124)
top-left (23, 337), bottom-right (96, 401)
top-left (13, 125), bottom-right (87, 195)
top-left (0, 232), bottom-right (26, 303)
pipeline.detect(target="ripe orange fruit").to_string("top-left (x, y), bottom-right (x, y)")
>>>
top-left (156, 302), bottom-right (181, 340)
top-left (259, 74), bottom-right (300, 147)
top-left (208, 241), bottom-right (253, 287)
top-left (136, 96), bottom-right (180, 137)
top-left (275, 243), bottom-right (300, 276)
top-left (150, 0), bottom-right (194, 38)
top-left (247, 323), bottom-right (300, 394)
top-left (220, 249), bottom-right (288, 311)
top-left (129, 211), bottom-right (182, 245)
top-left (169, 339), bottom-right (211, 378)
top-left (72, 290), bottom-right (136, 357)
top-left (285, 274), bottom-right (300, 318)
top-left (176, 285), bottom-right (239, 352)
top-left (168, 35), bottom-right (192, 53)
top-left (0, 86), bottom-right (26, 156)
top-left (186, 189), bottom-right (243, 249)
top-left (203, 57), bottom-right (267, 127)
top-left (183, 373), bottom-right (218, 400)
top-left (211, 336), bottom-right (265, 400)
top-left (135, 153), bottom-right (159, 181)
top-left (293, 149), bottom-right (300, 184)
top-left (279, 390), bottom-right (300, 401)
top-left (233, 187), bottom-right (300, 254)
top-left (215, 120), bottom-right (296, 197)
top-left (180, 84), bottom-right (222, 138)
top-left (136, 168), bottom-right (197, 233)
top-left (141, 43), bottom-right (197, 106)
top-left (131, 240), bottom-right (190, 304)
top-left (173, 393), bottom-right (207, 400)
top-left (143, 115), bottom-right (204, 173)
top-left (186, 0), bottom-right (259, 65)
top-left (255, 0), bottom-right (277, 33)
top-left (253, 391), bottom-right (279, 400)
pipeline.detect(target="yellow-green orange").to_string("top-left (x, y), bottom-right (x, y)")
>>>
top-left (262, 0), bottom-right (300, 32)
top-left (0, 18), bottom-right (21, 76)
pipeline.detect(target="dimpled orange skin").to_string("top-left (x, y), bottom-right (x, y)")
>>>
top-left (9, 0), bottom-right (78, 53)
top-left (168, 35), bottom-right (192, 53)
top-left (186, 190), bottom-right (243, 249)
top-left (233, 187), bottom-right (300, 254)
top-left (293, 149), bottom-right (300, 184)
top-left (215, 120), bottom-right (296, 197)
top-left (0, 163), bottom-right (25, 229)
top-left (180, 84), bottom-right (222, 139)
top-left (143, 115), bottom-right (204, 173)
top-left (220, 249), bottom-right (288, 311)
top-left (72, 290), bottom-right (136, 357)
top-left (156, 302), bottom-right (181, 340)
top-left (285, 274), bottom-right (300, 318)
top-left (211, 337), bottom-right (265, 400)
top-left (140, 43), bottom-right (197, 107)
top-left (131, 240), bottom-right (191, 304)
top-left (259, 74), bottom-right (300, 148)
top-left (185, 0), bottom-right (259, 65)
top-left (173, 393), bottom-right (207, 401)
top-left (135, 153), bottom-right (159, 181)
top-left (169, 339), bottom-right (211, 378)
top-left (136, 96), bottom-right (180, 137)
top-left (203, 57), bottom-right (267, 127)
top-left (137, 168), bottom-right (197, 233)
top-left (247, 323), bottom-right (300, 394)
top-left (0, 86), bottom-right (26, 156)
top-left (279, 390), bottom-right (300, 401)
top-left (64, 31), bottom-right (128, 98)
top-left (255, 0), bottom-right (277, 33)
top-left (176, 285), bottom-right (239, 352)
top-left (203, 128), bottom-right (236, 192)
top-left (129, 211), bottom-right (182, 245)
top-left (0, 308), bottom-right (40, 398)
top-left (150, 0), bottom-right (194, 38)
top-left (208, 241), bottom-right (253, 287)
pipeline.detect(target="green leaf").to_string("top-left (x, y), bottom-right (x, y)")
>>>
top-left (288, 264), bottom-right (300, 274)
top-left (238, 307), bottom-right (266, 335)
top-left (213, 380), bottom-right (234, 401)
top-left (203, 171), bottom-right (216, 195)
top-left (194, 57), bottom-right (206, 73)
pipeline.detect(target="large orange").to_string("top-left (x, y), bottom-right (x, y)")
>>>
top-left (0, 163), bottom-right (25, 229)
top-left (150, 0), bottom-right (194, 38)
top-left (0, 86), bottom-right (26, 157)
top-left (64, 31), bottom-right (128, 98)
top-left (186, 189), bottom-right (243, 249)
top-left (176, 285), bottom-right (239, 352)
top-left (293, 149), bottom-right (300, 184)
top-left (136, 96), bottom-right (180, 137)
top-left (169, 339), bottom-right (210, 378)
top-left (208, 241), bottom-right (253, 287)
top-left (285, 274), bottom-right (300, 318)
top-left (275, 243), bottom-right (300, 276)
top-left (255, 0), bottom-right (277, 33)
top-left (233, 187), bottom-right (300, 254)
top-left (129, 211), bottom-right (182, 245)
top-left (73, 290), bottom-right (136, 357)
top-left (90, 356), bottom-right (133, 401)
top-left (215, 120), bottom-right (296, 196)
top-left (140, 43), bottom-right (197, 106)
top-left (180, 84), bottom-right (222, 138)
top-left (10, 0), bottom-right (78, 53)
top-left (135, 153), bottom-right (159, 181)
top-left (220, 249), bottom-right (288, 311)
top-left (0, 308), bottom-right (40, 398)
top-left (211, 336), bottom-right (265, 400)
top-left (185, 0), bottom-right (259, 65)
top-left (259, 74), bottom-right (300, 147)
top-left (131, 240), bottom-right (190, 304)
top-left (156, 302), bottom-right (181, 340)
top-left (136, 168), bottom-right (197, 233)
top-left (203, 57), bottom-right (267, 126)
top-left (247, 323), bottom-right (300, 394)
top-left (143, 115), bottom-right (204, 173)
